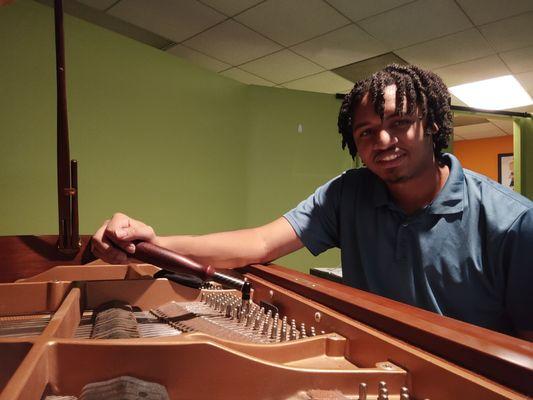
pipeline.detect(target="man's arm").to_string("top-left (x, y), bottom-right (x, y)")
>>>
top-left (504, 208), bottom-right (533, 342)
top-left (91, 213), bottom-right (303, 268)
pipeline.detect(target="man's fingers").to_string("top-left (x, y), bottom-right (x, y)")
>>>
top-left (105, 215), bottom-right (154, 244)
top-left (116, 224), bottom-right (155, 242)
top-left (91, 213), bottom-right (156, 263)
top-left (100, 236), bottom-right (128, 264)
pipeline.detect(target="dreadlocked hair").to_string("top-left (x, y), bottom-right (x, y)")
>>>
top-left (337, 64), bottom-right (453, 160)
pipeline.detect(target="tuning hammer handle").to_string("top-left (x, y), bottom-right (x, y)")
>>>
top-left (133, 241), bottom-right (216, 281)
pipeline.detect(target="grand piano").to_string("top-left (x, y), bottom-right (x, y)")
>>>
top-left (0, 236), bottom-right (531, 399)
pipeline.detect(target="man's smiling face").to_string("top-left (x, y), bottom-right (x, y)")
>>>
top-left (352, 85), bottom-right (436, 185)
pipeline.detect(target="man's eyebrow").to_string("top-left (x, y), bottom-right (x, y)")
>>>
top-left (383, 111), bottom-right (419, 120)
top-left (352, 121), bottom-right (370, 131)
top-left (383, 111), bottom-right (405, 119)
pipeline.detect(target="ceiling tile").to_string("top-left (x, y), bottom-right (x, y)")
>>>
top-left (47, 0), bottom-right (173, 49)
top-left (479, 12), bottom-right (533, 52)
top-left (325, 0), bottom-right (414, 21)
top-left (291, 24), bottom-right (390, 69)
top-left (239, 50), bottom-right (324, 84)
top-left (456, 0), bottom-right (533, 25)
top-left (198, 0), bottom-right (263, 16)
top-left (77, 0), bottom-right (118, 10)
top-left (499, 46), bottom-right (533, 74)
top-left (509, 104), bottom-right (533, 113)
top-left (395, 29), bottom-right (494, 70)
top-left (107, 0), bottom-right (226, 43)
top-left (515, 71), bottom-right (533, 93)
top-left (488, 118), bottom-right (513, 135)
top-left (283, 71), bottom-right (354, 94)
top-left (332, 52), bottom-right (407, 82)
top-left (358, 0), bottom-right (472, 49)
top-left (167, 44), bottom-right (231, 72)
top-left (453, 133), bottom-right (466, 141)
top-left (219, 68), bottom-right (275, 86)
top-left (183, 20), bottom-right (282, 65)
top-left (434, 55), bottom-right (510, 87)
top-left (453, 122), bottom-right (507, 140)
top-left (451, 94), bottom-right (467, 107)
top-left (235, 0), bottom-right (350, 47)
top-left (453, 115), bottom-right (488, 127)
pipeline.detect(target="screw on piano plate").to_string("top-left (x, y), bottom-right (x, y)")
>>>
top-left (314, 312), bottom-right (322, 322)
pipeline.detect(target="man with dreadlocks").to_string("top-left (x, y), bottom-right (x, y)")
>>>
top-left (92, 64), bottom-right (532, 339)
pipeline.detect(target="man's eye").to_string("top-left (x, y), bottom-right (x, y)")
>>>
top-left (358, 130), bottom-right (371, 138)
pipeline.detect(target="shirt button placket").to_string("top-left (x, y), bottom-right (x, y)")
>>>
top-left (396, 222), bottom-right (409, 261)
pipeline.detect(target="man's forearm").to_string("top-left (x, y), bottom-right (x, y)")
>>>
top-left (153, 218), bottom-right (304, 269)
top-left (154, 229), bottom-right (268, 269)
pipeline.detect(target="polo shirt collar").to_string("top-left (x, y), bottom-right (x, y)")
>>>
top-left (371, 153), bottom-right (465, 215)
top-left (428, 153), bottom-right (465, 215)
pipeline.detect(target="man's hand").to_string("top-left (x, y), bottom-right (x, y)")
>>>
top-left (91, 213), bottom-right (157, 264)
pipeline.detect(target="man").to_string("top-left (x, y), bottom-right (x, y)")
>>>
top-left (92, 64), bottom-right (532, 339)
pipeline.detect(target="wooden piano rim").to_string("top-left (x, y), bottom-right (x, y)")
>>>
top-left (239, 264), bottom-right (533, 396)
top-left (0, 235), bottom-right (531, 395)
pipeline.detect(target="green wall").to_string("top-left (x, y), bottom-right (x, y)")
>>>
top-left (244, 86), bottom-right (352, 270)
top-left (0, 1), bottom-right (349, 272)
top-left (514, 117), bottom-right (533, 199)
top-left (0, 0), bottom-right (249, 236)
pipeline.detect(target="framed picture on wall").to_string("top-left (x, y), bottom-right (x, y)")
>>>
top-left (498, 153), bottom-right (514, 190)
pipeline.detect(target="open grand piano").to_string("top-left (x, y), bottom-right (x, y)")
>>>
top-left (1, 1), bottom-right (531, 398)
top-left (0, 240), bottom-right (532, 400)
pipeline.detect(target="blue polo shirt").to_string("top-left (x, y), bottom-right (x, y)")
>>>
top-left (284, 154), bottom-right (533, 334)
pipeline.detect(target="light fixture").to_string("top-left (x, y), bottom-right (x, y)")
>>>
top-left (449, 75), bottom-right (533, 110)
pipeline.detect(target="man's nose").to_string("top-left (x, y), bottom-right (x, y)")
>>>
top-left (374, 129), bottom-right (398, 149)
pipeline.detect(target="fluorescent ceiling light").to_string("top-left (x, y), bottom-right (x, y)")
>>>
top-left (449, 75), bottom-right (533, 110)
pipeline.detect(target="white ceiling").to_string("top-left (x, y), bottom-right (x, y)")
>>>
top-left (60, 0), bottom-right (533, 139)
top-left (453, 118), bottom-right (513, 141)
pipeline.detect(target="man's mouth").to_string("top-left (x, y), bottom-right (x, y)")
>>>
top-left (374, 150), bottom-right (405, 163)
top-left (374, 150), bottom-right (406, 168)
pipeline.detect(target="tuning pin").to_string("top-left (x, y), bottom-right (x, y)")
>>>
top-left (225, 304), bottom-right (232, 317)
top-left (310, 326), bottom-right (316, 336)
top-left (281, 324), bottom-right (287, 341)
top-left (254, 314), bottom-right (262, 330)
top-left (378, 387), bottom-right (388, 400)
top-left (271, 321), bottom-right (278, 338)
top-left (300, 323), bottom-right (307, 338)
top-left (358, 383), bottom-right (367, 400)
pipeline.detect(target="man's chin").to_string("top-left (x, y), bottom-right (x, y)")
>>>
top-left (379, 170), bottom-right (409, 185)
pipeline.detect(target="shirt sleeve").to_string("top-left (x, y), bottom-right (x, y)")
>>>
top-left (504, 207), bottom-right (533, 332)
top-left (283, 174), bottom-right (343, 256)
